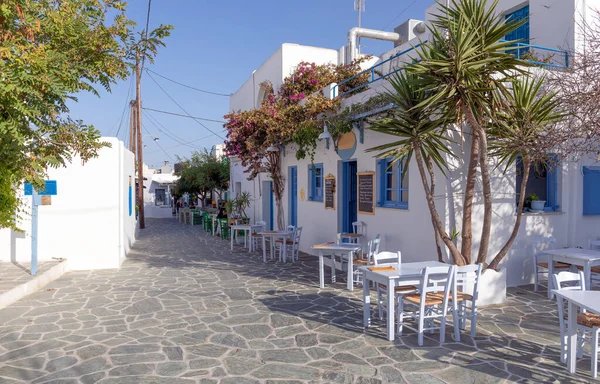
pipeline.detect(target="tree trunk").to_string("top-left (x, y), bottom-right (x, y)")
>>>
top-left (425, 154), bottom-right (444, 263)
top-left (415, 144), bottom-right (466, 265)
top-left (268, 151), bottom-right (286, 230)
top-left (460, 120), bottom-right (480, 264)
top-left (468, 111), bottom-right (493, 265)
top-left (488, 156), bottom-right (532, 270)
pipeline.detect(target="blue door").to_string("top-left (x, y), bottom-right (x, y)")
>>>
top-left (289, 166), bottom-right (298, 227)
top-left (342, 160), bottom-right (358, 233)
top-left (269, 181), bottom-right (274, 230)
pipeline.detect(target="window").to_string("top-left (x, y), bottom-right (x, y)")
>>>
top-left (583, 167), bottom-right (600, 215)
top-left (516, 156), bottom-right (559, 211)
top-left (308, 163), bottom-right (323, 201)
top-left (378, 157), bottom-right (408, 209)
top-left (505, 5), bottom-right (530, 56)
top-left (155, 188), bottom-right (166, 206)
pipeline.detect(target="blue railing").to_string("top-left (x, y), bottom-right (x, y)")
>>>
top-left (335, 41), bottom-right (569, 98)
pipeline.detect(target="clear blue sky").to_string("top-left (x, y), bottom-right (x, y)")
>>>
top-left (67, 0), bottom-right (433, 169)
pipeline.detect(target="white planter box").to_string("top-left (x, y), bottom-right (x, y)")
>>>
top-left (462, 267), bottom-right (507, 307)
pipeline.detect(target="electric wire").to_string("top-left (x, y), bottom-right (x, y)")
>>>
top-left (140, 0), bottom-right (152, 74)
top-left (142, 109), bottom-right (206, 151)
top-left (379, 0), bottom-right (422, 32)
top-left (146, 69), bottom-right (232, 97)
top-left (142, 107), bottom-right (227, 123)
top-left (144, 132), bottom-right (217, 155)
top-left (112, 75), bottom-right (135, 138)
top-left (145, 70), bottom-right (226, 140)
top-left (142, 123), bottom-right (175, 162)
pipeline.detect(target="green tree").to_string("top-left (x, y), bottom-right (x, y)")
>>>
top-left (368, 0), bottom-right (566, 268)
top-left (175, 150), bottom-right (230, 203)
top-left (0, 1), bottom-right (171, 230)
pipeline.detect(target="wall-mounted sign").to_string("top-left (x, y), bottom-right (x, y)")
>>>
top-left (300, 188), bottom-right (305, 201)
top-left (324, 174), bottom-right (335, 210)
top-left (41, 196), bottom-right (52, 206)
top-left (357, 172), bottom-right (375, 215)
top-left (24, 180), bottom-right (57, 196)
top-left (337, 131), bottom-right (357, 161)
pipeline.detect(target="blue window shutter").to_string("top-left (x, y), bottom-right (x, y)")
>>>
top-left (307, 164), bottom-right (313, 200)
top-left (377, 159), bottom-right (384, 206)
top-left (583, 167), bottom-right (600, 215)
top-left (546, 155), bottom-right (559, 211)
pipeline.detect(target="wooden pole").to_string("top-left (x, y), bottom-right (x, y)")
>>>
top-left (136, 54), bottom-right (145, 229)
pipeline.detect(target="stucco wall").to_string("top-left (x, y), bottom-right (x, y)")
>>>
top-left (0, 138), bottom-right (137, 270)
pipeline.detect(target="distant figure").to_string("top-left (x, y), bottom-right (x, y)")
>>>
top-left (217, 202), bottom-right (227, 219)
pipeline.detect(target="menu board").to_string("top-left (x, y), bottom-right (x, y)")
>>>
top-left (357, 172), bottom-right (375, 215)
top-left (324, 175), bottom-right (335, 210)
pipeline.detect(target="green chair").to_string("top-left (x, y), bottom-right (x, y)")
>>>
top-left (203, 212), bottom-right (212, 233)
top-left (192, 210), bottom-right (202, 225)
top-left (219, 218), bottom-right (230, 240)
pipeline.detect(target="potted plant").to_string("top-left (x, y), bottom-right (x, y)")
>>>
top-left (527, 193), bottom-right (546, 211)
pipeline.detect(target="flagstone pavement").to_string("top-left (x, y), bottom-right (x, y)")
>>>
top-left (0, 218), bottom-right (596, 383)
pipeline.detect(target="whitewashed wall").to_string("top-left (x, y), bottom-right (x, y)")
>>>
top-left (0, 137), bottom-right (137, 270)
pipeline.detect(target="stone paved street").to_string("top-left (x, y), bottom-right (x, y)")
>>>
top-left (0, 218), bottom-right (596, 383)
top-left (0, 262), bottom-right (60, 296)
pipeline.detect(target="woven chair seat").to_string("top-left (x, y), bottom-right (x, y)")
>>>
top-left (572, 265), bottom-right (600, 273)
top-left (447, 291), bottom-right (473, 302)
top-left (251, 233), bottom-right (263, 237)
top-left (378, 284), bottom-right (417, 293)
top-left (275, 239), bottom-right (294, 245)
top-left (354, 259), bottom-right (374, 266)
top-left (577, 312), bottom-right (600, 327)
top-left (536, 262), bottom-right (571, 269)
top-left (403, 292), bottom-right (448, 306)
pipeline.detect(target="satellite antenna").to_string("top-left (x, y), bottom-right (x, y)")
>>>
top-left (354, 0), bottom-right (365, 56)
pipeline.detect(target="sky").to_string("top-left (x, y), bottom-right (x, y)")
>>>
top-left (67, 0), bottom-right (434, 169)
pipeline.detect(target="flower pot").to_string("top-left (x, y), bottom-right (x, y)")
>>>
top-left (531, 200), bottom-right (546, 211)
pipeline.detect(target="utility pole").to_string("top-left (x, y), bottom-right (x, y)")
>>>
top-left (355, 0), bottom-right (365, 56)
top-left (135, 53), bottom-right (145, 229)
top-left (129, 100), bottom-right (137, 154)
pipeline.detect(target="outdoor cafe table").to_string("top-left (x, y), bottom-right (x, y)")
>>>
top-left (544, 248), bottom-right (600, 298)
top-left (230, 224), bottom-right (263, 253)
top-left (362, 261), bottom-right (448, 341)
top-left (552, 290), bottom-right (600, 375)
top-left (261, 230), bottom-right (295, 263)
top-left (310, 243), bottom-right (363, 292)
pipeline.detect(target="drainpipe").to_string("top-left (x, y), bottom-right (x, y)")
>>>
top-left (348, 27), bottom-right (400, 62)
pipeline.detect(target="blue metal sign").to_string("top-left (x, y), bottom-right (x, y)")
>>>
top-left (24, 180), bottom-right (57, 196)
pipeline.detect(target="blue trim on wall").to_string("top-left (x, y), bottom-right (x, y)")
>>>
top-left (128, 186), bottom-right (133, 216)
top-left (377, 157), bottom-right (408, 209)
top-left (308, 163), bottom-right (324, 202)
top-left (583, 166), bottom-right (600, 215)
top-left (269, 181), bottom-right (274, 230)
top-left (289, 166), bottom-right (298, 227)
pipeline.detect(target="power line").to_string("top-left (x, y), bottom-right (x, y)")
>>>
top-left (112, 75), bottom-right (135, 137)
top-left (145, 70), bottom-right (226, 140)
top-left (144, 132), bottom-right (217, 155)
top-left (146, 69), bottom-right (232, 97)
top-left (142, 109), bottom-right (205, 151)
top-left (380, 0), bottom-right (422, 32)
top-left (142, 123), bottom-right (175, 162)
top-left (142, 107), bottom-right (227, 123)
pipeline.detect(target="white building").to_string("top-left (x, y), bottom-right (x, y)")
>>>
top-left (0, 137), bottom-right (137, 270)
top-left (143, 162), bottom-right (179, 218)
top-left (229, 0), bottom-right (600, 290)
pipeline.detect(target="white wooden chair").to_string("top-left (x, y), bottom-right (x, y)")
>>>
top-left (588, 239), bottom-right (600, 287)
top-left (372, 251), bottom-right (416, 320)
top-left (398, 265), bottom-right (456, 346)
top-left (276, 226), bottom-right (302, 262)
top-left (286, 225), bottom-right (296, 232)
top-left (450, 263), bottom-right (483, 340)
top-left (533, 237), bottom-right (570, 292)
top-left (348, 221), bottom-right (365, 243)
top-left (352, 235), bottom-right (381, 284)
top-left (553, 270), bottom-right (599, 378)
top-left (251, 221), bottom-right (266, 251)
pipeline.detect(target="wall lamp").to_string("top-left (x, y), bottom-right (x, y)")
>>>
top-left (318, 121), bottom-right (333, 150)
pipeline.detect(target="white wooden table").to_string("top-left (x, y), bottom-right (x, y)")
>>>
top-left (545, 248), bottom-right (600, 298)
top-left (362, 261), bottom-right (448, 341)
top-left (230, 224), bottom-right (262, 252)
top-left (261, 230), bottom-right (294, 263)
top-left (552, 290), bottom-right (600, 374)
top-left (310, 243), bottom-right (362, 292)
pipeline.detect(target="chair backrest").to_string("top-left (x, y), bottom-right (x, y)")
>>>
top-left (418, 266), bottom-right (455, 314)
top-left (531, 237), bottom-right (556, 261)
top-left (589, 239), bottom-right (600, 251)
top-left (255, 221), bottom-right (266, 233)
top-left (552, 270), bottom-right (586, 333)
top-left (453, 264), bottom-right (482, 302)
top-left (352, 221), bottom-right (365, 235)
top-left (286, 225), bottom-right (296, 232)
top-left (294, 227), bottom-right (303, 245)
top-left (373, 251), bottom-right (401, 265)
top-left (365, 235), bottom-right (381, 264)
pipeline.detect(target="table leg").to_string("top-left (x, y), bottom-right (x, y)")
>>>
top-left (584, 262), bottom-right (592, 290)
top-left (230, 229), bottom-right (234, 251)
top-left (347, 251), bottom-right (354, 291)
top-left (387, 282), bottom-right (395, 341)
top-left (331, 254), bottom-right (336, 283)
top-left (319, 253), bottom-right (325, 288)
top-left (363, 274), bottom-right (371, 328)
top-left (566, 299), bottom-right (577, 373)
top-left (262, 236), bottom-right (267, 263)
top-left (247, 230), bottom-right (252, 253)
top-left (283, 240), bottom-right (287, 263)
top-left (548, 255), bottom-right (555, 299)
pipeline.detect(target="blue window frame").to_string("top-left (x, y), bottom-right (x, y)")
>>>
top-left (583, 166), bottom-right (600, 215)
top-left (377, 157), bottom-right (408, 209)
top-left (308, 163), bottom-right (323, 202)
top-left (155, 188), bottom-right (166, 206)
top-left (505, 5), bottom-right (530, 56)
top-left (516, 155), bottom-right (560, 211)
